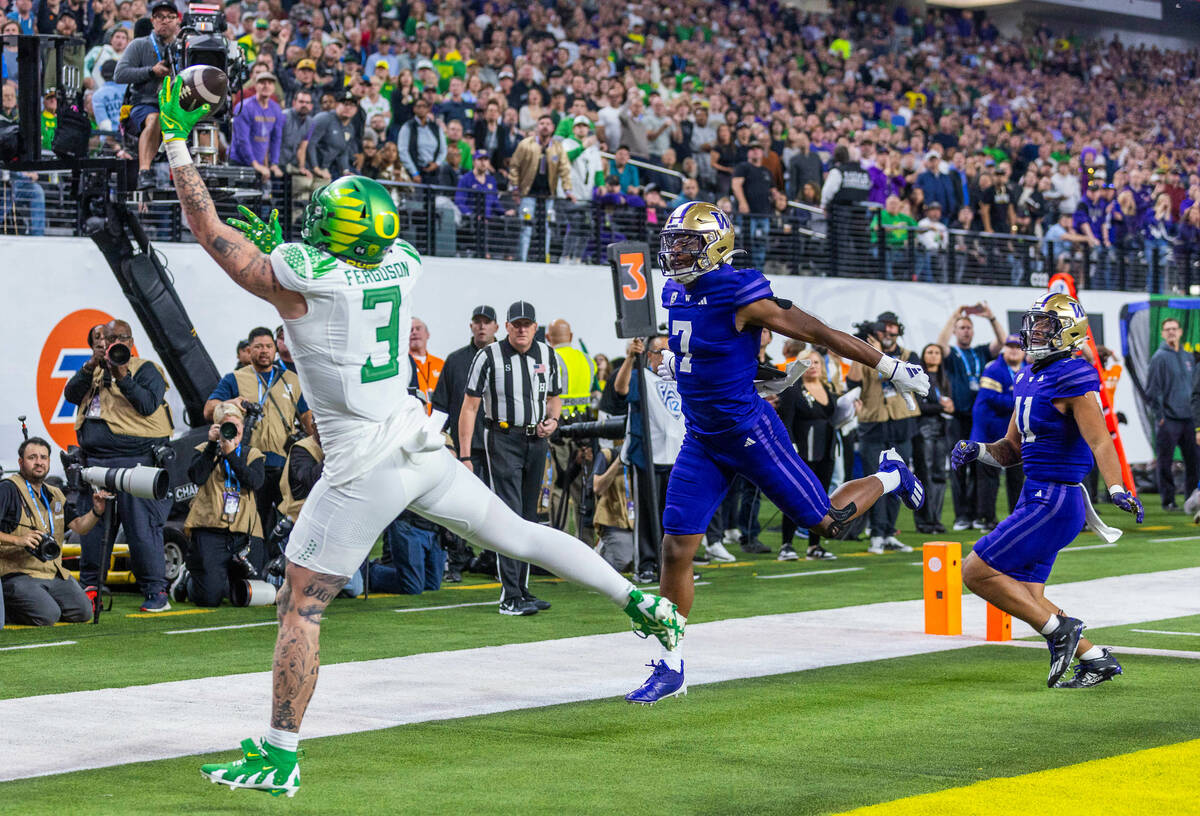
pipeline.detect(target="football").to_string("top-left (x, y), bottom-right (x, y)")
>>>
top-left (176, 64), bottom-right (228, 113)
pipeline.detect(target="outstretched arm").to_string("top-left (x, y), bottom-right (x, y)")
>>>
top-left (158, 78), bottom-right (306, 319)
top-left (737, 298), bottom-right (879, 368)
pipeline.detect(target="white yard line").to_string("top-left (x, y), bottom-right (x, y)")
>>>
top-left (755, 567), bottom-right (865, 579)
top-left (395, 601), bottom-right (497, 613)
top-left (0, 567), bottom-right (1196, 783)
top-left (1131, 629), bottom-right (1200, 637)
top-left (165, 621), bottom-right (277, 635)
top-left (997, 640), bottom-right (1200, 660)
top-left (0, 640), bottom-right (76, 652)
top-left (1149, 535), bottom-right (1200, 543)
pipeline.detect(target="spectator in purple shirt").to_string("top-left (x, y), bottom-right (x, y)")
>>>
top-left (230, 73), bottom-right (285, 182)
top-left (456, 151), bottom-right (507, 219)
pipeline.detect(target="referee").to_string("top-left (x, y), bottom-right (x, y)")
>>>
top-left (458, 301), bottom-right (562, 616)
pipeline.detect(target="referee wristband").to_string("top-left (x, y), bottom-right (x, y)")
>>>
top-left (458, 456), bottom-right (471, 461)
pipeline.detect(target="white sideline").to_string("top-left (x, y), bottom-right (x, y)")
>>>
top-left (0, 567), bottom-right (1196, 783)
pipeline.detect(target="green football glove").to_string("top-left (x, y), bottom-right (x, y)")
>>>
top-left (157, 75), bottom-right (210, 143)
top-left (226, 205), bottom-right (283, 253)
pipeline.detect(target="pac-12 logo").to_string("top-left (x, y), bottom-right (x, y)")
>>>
top-left (36, 309), bottom-right (119, 450)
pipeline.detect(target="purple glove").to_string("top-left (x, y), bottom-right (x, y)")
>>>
top-left (1109, 487), bottom-right (1144, 524)
top-left (950, 440), bottom-right (979, 471)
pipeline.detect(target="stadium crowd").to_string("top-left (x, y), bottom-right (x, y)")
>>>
top-left (4, 0), bottom-right (1200, 286)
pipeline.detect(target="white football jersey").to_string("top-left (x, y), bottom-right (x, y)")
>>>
top-left (271, 239), bottom-right (427, 485)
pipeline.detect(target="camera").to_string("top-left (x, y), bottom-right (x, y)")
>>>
top-left (31, 532), bottom-right (61, 563)
top-left (169, 2), bottom-right (248, 119)
top-left (60, 447), bottom-right (170, 501)
top-left (550, 417), bottom-right (627, 443)
top-left (219, 421), bottom-right (240, 441)
top-left (106, 342), bottom-right (131, 366)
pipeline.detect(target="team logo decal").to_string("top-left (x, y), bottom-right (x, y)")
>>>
top-left (36, 309), bottom-right (121, 450)
top-left (655, 380), bottom-right (683, 418)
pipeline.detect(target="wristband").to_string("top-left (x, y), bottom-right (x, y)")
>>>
top-left (165, 139), bottom-right (193, 169)
top-left (875, 354), bottom-right (899, 378)
top-left (459, 456), bottom-right (471, 462)
top-left (976, 444), bottom-right (1002, 468)
top-left (1108, 484), bottom-right (1128, 498)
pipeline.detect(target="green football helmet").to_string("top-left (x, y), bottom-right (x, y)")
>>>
top-left (301, 176), bottom-right (401, 266)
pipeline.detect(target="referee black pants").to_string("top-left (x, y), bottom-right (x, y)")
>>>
top-left (483, 428), bottom-right (548, 603)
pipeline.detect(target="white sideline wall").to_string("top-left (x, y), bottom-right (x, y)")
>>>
top-left (0, 236), bottom-right (1151, 465)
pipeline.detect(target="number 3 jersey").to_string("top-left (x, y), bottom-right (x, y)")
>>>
top-left (271, 240), bottom-right (428, 485)
top-left (662, 264), bottom-right (774, 436)
top-left (1013, 355), bottom-right (1101, 484)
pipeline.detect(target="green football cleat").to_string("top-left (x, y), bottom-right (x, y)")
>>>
top-left (200, 738), bottom-right (301, 798)
top-left (624, 589), bottom-right (684, 650)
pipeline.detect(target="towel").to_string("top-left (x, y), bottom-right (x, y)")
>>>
top-left (1078, 484), bottom-right (1123, 544)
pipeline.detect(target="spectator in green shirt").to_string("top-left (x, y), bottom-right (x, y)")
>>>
top-left (870, 195), bottom-right (917, 280)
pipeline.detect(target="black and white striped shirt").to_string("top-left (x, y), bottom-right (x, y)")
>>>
top-left (465, 339), bottom-right (562, 427)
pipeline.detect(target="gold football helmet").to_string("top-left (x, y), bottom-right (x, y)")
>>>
top-left (1020, 293), bottom-right (1090, 360)
top-left (658, 201), bottom-right (738, 284)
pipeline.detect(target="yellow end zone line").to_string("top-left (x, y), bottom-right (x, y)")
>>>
top-left (833, 738), bottom-right (1200, 816)
top-left (125, 609), bottom-right (214, 619)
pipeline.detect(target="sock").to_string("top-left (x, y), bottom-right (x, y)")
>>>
top-left (873, 469), bottom-right (901, 493)
top-left (660, 641), bottom-right (684, 672)
top-left (265, 727), bottom-right (299, 757)
top-left (1078, 645), bottom-right (1104, 661)
top-left (1040, 614), bottom-right (1061, 636)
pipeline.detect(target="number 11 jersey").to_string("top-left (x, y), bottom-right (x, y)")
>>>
top-left (1013, 355), bottom-right (1100, 484)
top-left (271, 240), bottom-right (427, 485)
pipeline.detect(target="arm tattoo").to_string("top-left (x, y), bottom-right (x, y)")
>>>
top-left (984, 438), bottom-right (1022, 468)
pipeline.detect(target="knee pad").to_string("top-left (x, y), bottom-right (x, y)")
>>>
top-left (824, 501), bottom-right (857, 538)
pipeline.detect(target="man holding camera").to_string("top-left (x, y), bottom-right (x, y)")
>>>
top-left (113, 0), bottom-right (179, 191)
top-left (63, 318), bottom-right (174, 612)
top-left (0, 437), bottom-right (108, 626)
top-left (205, 326), bottom-right (313, 537)
top-left (172, 401), bottom-right (265, 606)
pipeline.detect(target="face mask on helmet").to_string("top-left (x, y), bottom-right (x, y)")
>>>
top-left (658, 230), bottom-right (706, 279)
top-left (1020, 311), bottom-right (1073, 360)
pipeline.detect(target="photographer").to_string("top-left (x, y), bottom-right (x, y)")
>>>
top-left (63, 318), bottom-right (174, 612)
top-left (205, 327), bottom-right (312, 537)
top-left (0, 438), bottom-right (107, 627)
top-left (592, 439), bottom-right (634, 572)
top-left (175, 402), bottom-right (265, 607)
top-left (114, 0), bottom-right (179, 191)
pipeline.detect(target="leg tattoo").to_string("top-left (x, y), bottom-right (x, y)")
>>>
top-left (270, 569), bottom-right (348, 732)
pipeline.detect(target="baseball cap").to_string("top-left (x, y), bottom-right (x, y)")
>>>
top-left (471, 304), bottom-right (497, 322)
top-left (473, 149), bottom-right (489, 159)
top-left (507, 301), bottom-right (536, 324)
top-left (148, 0), bottom-right (177, 14)
top-left (926, 200), bottom-right (942, 210)
top-left (254, 18), bottom-right (268, 29)
top-left (335, 89), bottom-right (356, 103)
top-left (297, 58), bottom-right (317, 71)
top-left (572, 114), bottom-right (591, 127)
top-left (416, 58), bottom-right (435, 71)
top-left (99, 59), bottom-right (117, 81)
top-left (925, 150), bottom-right (941, 161)
top-left (1004, 333), bottom-right (1023, 347)
top-left (255, 71), bottom-right (278, 84)
top-left (499, 67), bottom-right (514, 79)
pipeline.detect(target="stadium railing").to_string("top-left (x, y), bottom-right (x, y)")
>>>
top-left (4, 172), bottom-right (1197, 293)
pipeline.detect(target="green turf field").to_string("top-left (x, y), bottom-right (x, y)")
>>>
top-left (2, 503), bottom-right (1198, 814)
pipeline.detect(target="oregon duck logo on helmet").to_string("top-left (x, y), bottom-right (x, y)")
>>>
top-left (1020, 292), bottom-right (1090, 361)
top-left (658, 201), bottom-right (739, 284)
top-left (301, 176), bottom-right (401, 267)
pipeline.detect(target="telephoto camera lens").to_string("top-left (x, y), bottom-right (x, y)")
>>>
top-left (219, 422), bottom-right (239, 440)
top-left (107, 342), bottom-right (131, 366)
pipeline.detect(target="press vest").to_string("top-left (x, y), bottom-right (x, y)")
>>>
top-left (0, 475), bottom-right (68, 580)
top-left (832, 161), bottom-right (872, 205)
top-left (232, 365), bottom-right (303, 458)
top-left (858, 347), bottom-right (921, 423)
top-left (73, 358), bottom-right (173, 439)
top-left (555, 345), bottom-right (595, 418)
top-left (591, 449), bottom-right (633, 530)
top-left (183, 444), bottom-right (265, 537)
top-left (276, 437), bottom-right (325, 521)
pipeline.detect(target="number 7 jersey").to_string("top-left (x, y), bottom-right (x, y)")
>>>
top-left (270, 240), bottom-right (428, 485)
top-left (1012, 355), bottom-right (1100, 483)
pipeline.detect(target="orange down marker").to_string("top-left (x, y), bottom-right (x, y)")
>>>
top-left (923, 542), bottom-right (962, 635)
top-left (986, 603), bottom-right (1013, 641)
